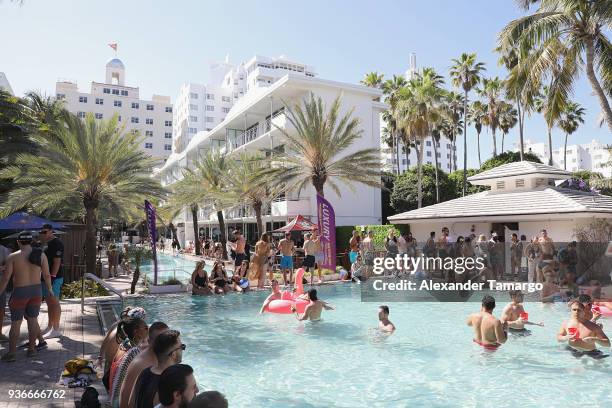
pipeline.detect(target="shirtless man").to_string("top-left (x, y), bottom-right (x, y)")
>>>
top-left (311, 229), bottom-right (323, 284)
top-left (557, 300), bottom-right (610, 358)
top-left (577, 294), bottom-right (602, 324)
top-left (378, 305), bottom-right (395, 333)
top-left (259, 280), bottom-right (282, 314)
top-left (541, 268), bottom-right (563, 303)
top-left (349, 230), bottom-right (361, 264)
top-left (537, 229), bottom-right (555, 280)
top-left (291, 289), bottom-right (334, 321)
top-left (466, 295), bottom-right (507, 350)
top-left (229, 230), bottom-right (247, 267)
top-left (302, 233), bottom-right (317, 283)
top-left (0, 232), bottom-right (54, 362)
top-left (279, 233), bottom-right (295, 286)
top-left (501, 290), bottom-right (543, 333)
top-left (361, 230), bottom-right (375, 279)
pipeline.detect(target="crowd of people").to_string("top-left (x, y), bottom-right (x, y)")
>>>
top-left (0, 224), bottom-right (65, 363)
top-left (99, 306), bottom-right (228, 408)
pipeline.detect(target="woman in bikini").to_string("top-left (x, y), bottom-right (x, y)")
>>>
top-left (191, 261), bottom-right (212, 295)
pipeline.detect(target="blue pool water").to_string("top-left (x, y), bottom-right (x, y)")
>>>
top-left (140, 253), bottom-right (199, 284)
top-left (129, 284), bottom-right (611, 407)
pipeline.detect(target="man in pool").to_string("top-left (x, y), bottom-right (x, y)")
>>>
top-left (557, 300), bottom-right (610, 359)
top-left (378, 305), bottom-right (395, 333)
top-left (279, 233), bottom-right (295, 285)
top-left (291, 289), bottom-right (334, 321)
top-left (577, 294), bottom-right (602, 324)
top-left (259, 279), bottom-right (282, 314)
top-left (466, 295), bottom-right (507, 350)
top-left (501, 290), bottom-right (543, 333)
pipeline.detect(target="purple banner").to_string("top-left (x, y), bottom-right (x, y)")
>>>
top-left (316, 194), bottom-right (336, 272)
top-left (144, 200), bottom-right (159, 285)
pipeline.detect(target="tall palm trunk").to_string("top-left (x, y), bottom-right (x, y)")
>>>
top-left (190, 204), bottom-right (201, 255)
top-left (416, 142), bottom-right (424, 208)
top-left (477, 129), bottom-right (482, 167)
top-left (563, 132), bottom-right (568, 170)
top-left (492, 127), bottom-right (498, 157)
top-left (501, 132), bottom-right (505, 154)
top-left (462, 90), bottom-right (468, 196)
top-left (547, 126), bottom-right (553, 166)
top-left (253, 200), bottom-right (264, 238)
top-left (84, 202), bottom-right (98, 276)
top-left (216, 210), bottom-right (228, 260)
top-left (585, 38), bottom-right (612, 131)
top-left (516, 95), bottom-right (524, 161)
top-left (432, 136), bottom-right (440, 202)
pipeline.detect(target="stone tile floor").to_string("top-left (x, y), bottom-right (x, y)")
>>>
top-left (0, 300), bottom-right (106, 408)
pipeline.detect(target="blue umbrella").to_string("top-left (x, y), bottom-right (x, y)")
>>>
top-left (0, 212), bottom-right (65, 230)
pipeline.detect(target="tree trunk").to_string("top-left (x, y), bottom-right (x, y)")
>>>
top-left (130, 265), bottom-right (139, 294)
top-left (395, 133), bottom-right (401, 175)
top-left (432, 136), bottom-right (439, 202)
top-left (547, 126), bottom-right (553, 166)
top-left (84, 202), bottom-right (98, 277)
top-left (492, 127), bottom-right (497, 157)
top-left (477, 130), bottom-right (482, 167)
top-left (563, 132), bottom-right (568, 170)
top-left (501, 132), bottom-right (505, 154)
top-left (253, 200), bottom-right (264, 238)
top-left (517, 94), bottom-right (524, 161)
top-left (462, 90), bottom-right (468, 196)
top-left (190, 204), bottom-right (201, 255)
top-left (217, 210), bottom-right (228, 260)
top-left (416, 142), bottom-right (424, 208)
top-left (585, 38), bottom-right (612, 131)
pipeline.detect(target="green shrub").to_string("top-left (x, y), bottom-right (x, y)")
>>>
top-left (61, 279), bottom-right (109, 299)
top-left (162, 278), bottom-right (183, 286)
top-left (479, 151), bottom-right (541, 171)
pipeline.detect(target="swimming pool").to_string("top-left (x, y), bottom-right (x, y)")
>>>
top-left (140, 253), bottom-right (199, 284)
top-left (129, 284), bottom-right (611, 407)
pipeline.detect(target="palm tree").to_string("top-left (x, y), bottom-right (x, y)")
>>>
top-left (477, 77), bottom-right (505, 157)
top-left (267, 93), bottom-right (382, 198)
top-left (450, 53), bottom-right (486, 195)
top-left (468, 100), bottom-right (487, 167)
top-left (498, 101), bottom-right (518, 153)
top-left (382, 75), bottom-right (408, 175)
top-left (535, 85), bottom-right (565, 165)
top-left (498, 0), bottom-right (612, 131)
top-left (0, 113), bottom-right (163, 276)
top-left (171, 150), bottom-right (232, 259)
top-left (360, 72), bottom-right (385, 89)
top-left (396, 69), bottom-right (443, 208)
top-left (558, 102), bottom-right (586, 169)
top-left (430, 128), bottom-right (442, 202)
top-left (442, 91), bottom-right (464, 172)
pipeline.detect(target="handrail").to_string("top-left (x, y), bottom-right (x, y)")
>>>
top-left (82, 273), bottom-right (124, 313)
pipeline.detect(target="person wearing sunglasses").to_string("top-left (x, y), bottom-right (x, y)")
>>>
top-left (132, 329), bottom-right (186, 408)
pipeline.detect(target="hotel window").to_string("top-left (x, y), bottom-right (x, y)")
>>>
top-left (165, 132), bottom-right (172, 138)
top-left (234, 93), bottom-right (238, 98)
top-left (165, 120), bottom-right (172, 126)
top-left (447, 153), bottom-right (450, 159)
top-left (164, 144), bottom-right (172, 151)
top-left (206, 93), bottom-right (214, 100)
top-left (114, 100), bottom-right (122, 107)
top-left (206, 117), bottom-right (214, 123)
top-left (165, 106), bottom-right (172, 113)
top-left (131, 129), bottom-right (138, 135)
top-left (436, 152), bottom-right (441, 158)
top-left (426, 161), bottom-right (431, 165)
top-left (188, 128), bottom-right (197, 134)
top-left (118, 115), bottom-right (122, 121)
top-left (145, 130), bottom-right (153, 137)
top-left (515, 179), bottom-right (525, 188)
top-left (146, 104), bottom-right (154, 111)
top-left (121, 90), bottom-right (128, 96)
top-left (103, 88), bottom-right (110, 94)
top-left (77, 111), bottom-right (86, 118)
top-left (189, 104), bottom-right (198, 110)
top-left (95, 98), bottom-right (103, 105)
top-left (206, 128), bottom-right (212, 131)
top-left (426, 151), bottom-right (432, 157)
top-left (446, 144), bottom-right (451, 149)
top-left (131, 102), bottom-right (139, 109)
top-left (222, 96), bottom-right (231, 102)
top-left (145, 143), bottom-right (153, 149)
top-left (206, 105), bottom-right (214, 111)
top-left (112, 89), bottom-right (119, 95)
top-left (79, 96), bottom-right (88, 103)
top-left (95, 113), bottom-right (103, 119)
top-left (131, 117), bottom-right (139, 123)
top-left (189, 116), bottom-right (198, 122)
top-left (222, 107), bottom-right (230, 113)
top-left (146, 118), bottom-right (154, 125)
top-left (426, 141), bottom-right (431, 147)
top-left (189, 92), bottom-right (198, 99)
top-left (402, 159), bottom-right (407, 164)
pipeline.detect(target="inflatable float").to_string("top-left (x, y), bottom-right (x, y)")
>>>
top-left (266, 268), bottom-right (310, 314)
top-left (592, 304), bottom-right (612, 317)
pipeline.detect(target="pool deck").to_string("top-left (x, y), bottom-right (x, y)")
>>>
top-left (0, 301), bottom-right (106, 408)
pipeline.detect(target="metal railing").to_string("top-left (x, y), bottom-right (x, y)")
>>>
top-left (82, 272), bottom-right (124, 313)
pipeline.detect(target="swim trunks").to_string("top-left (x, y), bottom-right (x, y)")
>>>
top-left (280, 255), bottom-right (293, 270)
top-left (234, 253), bottom-right (246, 267)
top-left (302, 255), bottom-right (315, 269)
top-left (314, 252), bottom-right (324, 264)
top-left (42, 277), bottom-right (64, 298)
top-left (566, 346), bottom-right (609, 359)
top-left (9, 284), bottom-right (42, 321)
top-left (349, 251), bottom-right (359, 264)
top-left (473, 339), bottom-right (501, 350)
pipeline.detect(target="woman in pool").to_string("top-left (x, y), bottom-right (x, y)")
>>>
top-left (191, 261), bottom-right (212, 296)
top-left (235, 260), bottom-right (249, 279)
top-left (210, 261), bottom-right (231, 294)
top-left (249, 234), bottom-right (270, 289)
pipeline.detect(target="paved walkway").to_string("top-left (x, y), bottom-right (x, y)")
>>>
top-left (0, 301), bottom-right (105, 408)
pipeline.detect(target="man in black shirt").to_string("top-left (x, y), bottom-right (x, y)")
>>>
top-left (132, 329), bottom-right (185, 408)
top-left (40, 224), bottom-right (64, 339)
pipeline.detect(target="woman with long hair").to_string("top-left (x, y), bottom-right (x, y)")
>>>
top-left (191, 261), bottom-right (212, 295)
top-left (210, 261), bottom-right (231, 294)
top-left (249, 233), bottom-right (270, 289)
top-left (108, 317), bottom-right (148, 400)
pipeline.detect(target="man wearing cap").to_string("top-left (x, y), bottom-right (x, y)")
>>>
top-left (0, 232), bottom-right (54, 362)
top-left (39, 224), bottom-right (64, 339)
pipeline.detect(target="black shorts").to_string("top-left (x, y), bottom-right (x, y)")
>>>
top-left (235, 253), bottom-right (246, 267)
top-left (303, 255), bottom-right (315, 269)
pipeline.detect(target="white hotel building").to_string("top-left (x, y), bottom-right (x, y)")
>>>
top-left (56, 58), bottom-right (174, 164)
top-left (157, 55), bottom-right (385, 243)
top-left (514, 139), bottom-right (611, 178)
top-left (0, 72), bottom-right (13, 95)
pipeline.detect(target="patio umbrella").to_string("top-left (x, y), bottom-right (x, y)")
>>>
top-left (272, 215), bottom-right (316, 233)
top-left (0, 212), bottom-right (65, 230)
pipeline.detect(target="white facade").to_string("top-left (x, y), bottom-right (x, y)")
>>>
top-left (56, 58), bottom-right (174, 164)
top-left (514, 139), bottom-right (611, 177)
top-left (157, 72), bottom-right (386, 243)
top-left (173, 55), bottom-right (316, 154)
top-left (0, 72), bottom-right (13, 95)
top-left (381, 138), bottom-right (458, 174)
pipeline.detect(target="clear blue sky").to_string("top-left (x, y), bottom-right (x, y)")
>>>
top-left (1, 0), bottom-right (609, 168)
